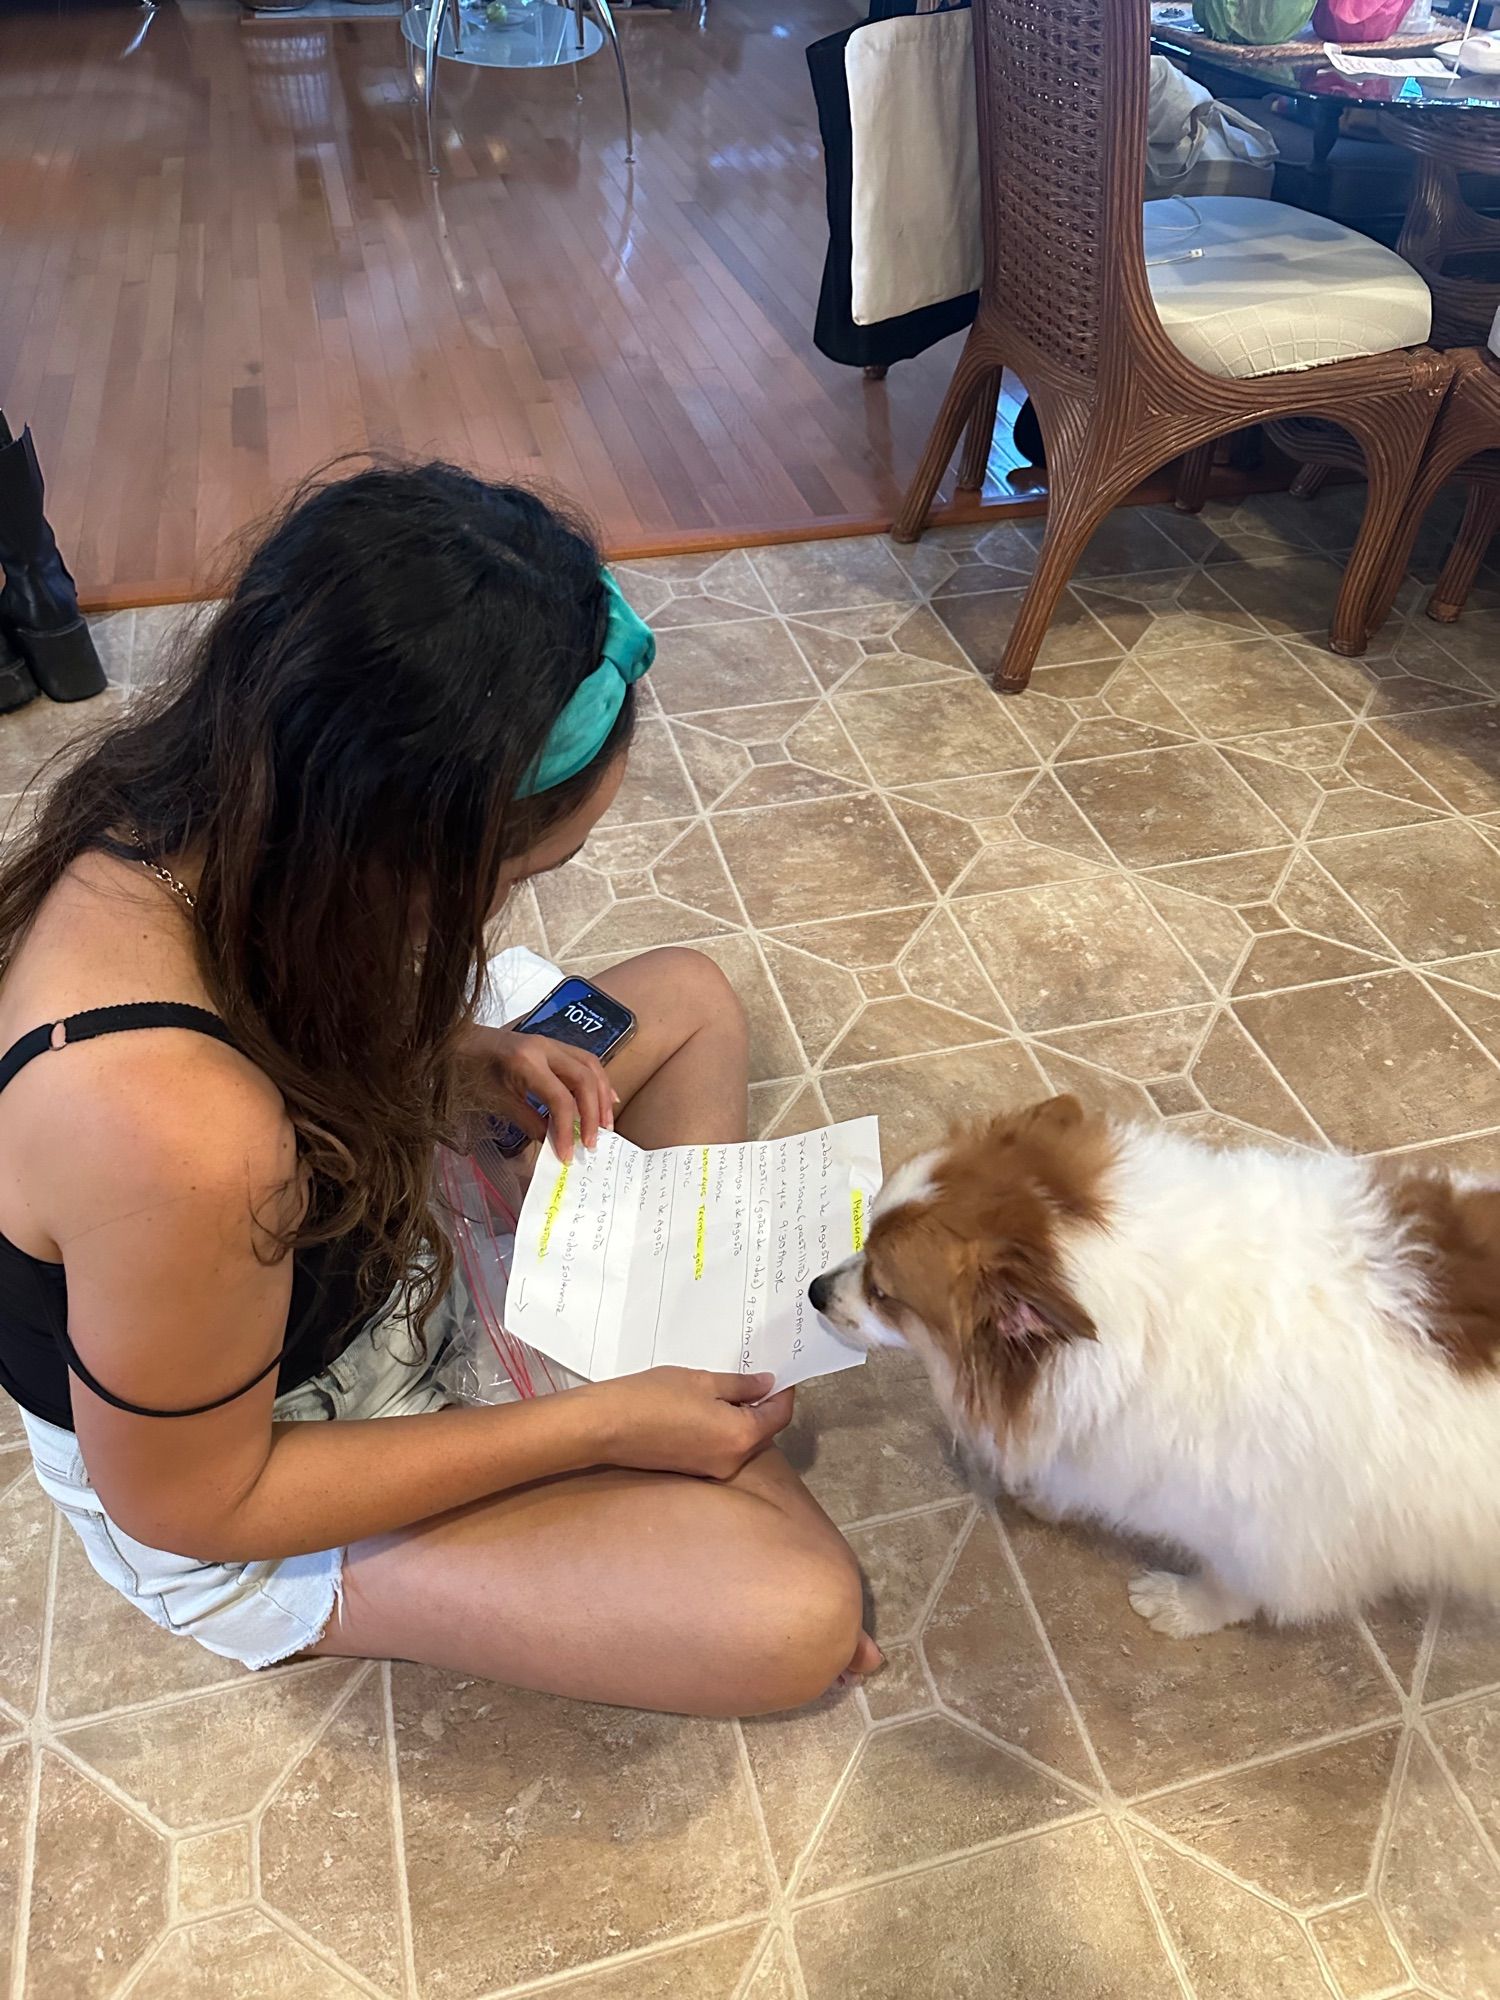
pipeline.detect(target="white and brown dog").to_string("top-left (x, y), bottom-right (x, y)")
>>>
top-left (809, 1097), bottom-right (1500, 1638)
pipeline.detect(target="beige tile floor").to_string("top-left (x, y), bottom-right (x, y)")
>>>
top-left (3, 491), bottom-right (1500, 1999)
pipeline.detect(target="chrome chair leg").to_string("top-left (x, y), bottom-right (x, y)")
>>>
top-left (422, 0), bottom-right (444, 174)
top-left (587, 0), bottom-right (634, 162)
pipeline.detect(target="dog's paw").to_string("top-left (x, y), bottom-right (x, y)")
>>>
top-left (1128, 1569), bottom-right (1239, 1639)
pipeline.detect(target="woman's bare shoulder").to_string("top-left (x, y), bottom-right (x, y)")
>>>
top-left (0, 853), bottom-right (296, 1255)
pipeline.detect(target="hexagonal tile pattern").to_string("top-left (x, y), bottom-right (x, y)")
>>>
top-left (6, 518), bottom-right (1500, 1996)
top-left (1380, 1738), bottom-right (1500, 1999)
top-left (1137, 1728), bottom-right (1402, 1908)
top-left (796, 1818), bottom-right (1180, 1999)
top-left (391, 1668), bottom-right (772, 1993)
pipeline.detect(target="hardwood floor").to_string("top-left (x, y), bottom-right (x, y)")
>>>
top-left (0, 0), bottom-right (1044, 604)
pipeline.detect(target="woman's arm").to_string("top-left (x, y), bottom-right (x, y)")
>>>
top-left (44, 1041), bottom-right (788, 1562)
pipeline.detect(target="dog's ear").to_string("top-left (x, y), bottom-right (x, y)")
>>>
top-left (970, 1236), bottom-right (1097, 1348)
top-left (986, 1095), bottom-right (1086, 1145)
top-left (950, 1234), bottom-right (1096, 1437)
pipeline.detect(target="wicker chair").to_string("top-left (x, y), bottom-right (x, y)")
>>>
top-left (1356, 338), bottom-right (1500, 640)
top-left (892, 0), bottom-right (1452, 692)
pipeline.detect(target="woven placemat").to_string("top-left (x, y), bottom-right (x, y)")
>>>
top-left (1153, 17), bottom-right (1448, 60)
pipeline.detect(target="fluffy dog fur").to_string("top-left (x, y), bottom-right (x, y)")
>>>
top-left (810, 1096), bottom-right (1500, 1637)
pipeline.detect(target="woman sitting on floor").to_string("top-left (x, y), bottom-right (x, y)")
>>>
top-left (0, 464), bottom-right (878, 1713)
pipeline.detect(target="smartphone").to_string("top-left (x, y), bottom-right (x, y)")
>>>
top-left (488, 977), bottom-right (637, 1157)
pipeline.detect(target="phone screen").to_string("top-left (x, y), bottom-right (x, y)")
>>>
top-left (514, 979), bottom-right (636, 1057)
top-left (488, 979), bottom-right (636, 1155)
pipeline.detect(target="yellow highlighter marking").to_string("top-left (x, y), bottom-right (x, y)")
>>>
top-left (536, 1163), bottom-right (570, 1257)
top-left (851, 1188), bottom-right (866, 1252)
top-left (694, 1146), bottom-right (710, 1279)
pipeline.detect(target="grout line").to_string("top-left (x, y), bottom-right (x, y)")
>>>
top-left (1420, 1676), bottom-right (1500, 1715)
top-left (731, 1714), bottom-right (789, 1918)
top-left (877, 1498), bottom-right (979, 1653)
top-left (782, 1923), bottom-right (814, 2000)
top-left (727, 1926), bottom-right (775, 2000)
top-left (246, 1905), bottom-right (394, 2000)
top-left (42, 1733), bottom-right (211, 1846)
top-left (380, 1665), bottom-right (421, 2000)
top-left (1112, 1823), bottom-right (1197, 2000)
top-left (247, 1660), bottom-right (375, 1873)
top-left (924, 1698), bottom-right (1103, 1808)
top-left (476, 1912), bottom-right (777, 2000)
top-left (771, 1717), bottom-right (869, 1907)
top-left (1418, 1716), bottom-right (1500, 1881)
top-left (787, 1801), bottom-right (1104, 1913)
top-left (42, 1655), bottom-right (347, 1736)
top-left (831, 1495), bottom-right (973, 1537)
top-left (1123, 1805), bottom-right (1341, 1924)
top-left (1356, 1612), bottom-right (1416, 1711)
top-left (1296, 1908), bottom-right (1351, 2000)
top-left (1370, 1729), bottom-right (1428, 1995)
top-left (1125, 1712), bottom-right (1405, 1811)
top-left (9, 1512), bottom-right (60, 2000)
top-left (0, 1458), bottom-right (33, 1509)
top-left (985, 1507), bottom-right (1112, 1797)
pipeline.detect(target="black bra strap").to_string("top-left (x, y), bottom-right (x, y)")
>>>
top-left (2, 999), bottom-right (271, 1417)
top-left (0, 1002), bottom-right (241, 1096)
top-left (58, 1323), bottom-right (286, 1420)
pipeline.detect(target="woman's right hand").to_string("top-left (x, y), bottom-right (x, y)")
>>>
top-left (588, 1367), bottom-right (795, 1480)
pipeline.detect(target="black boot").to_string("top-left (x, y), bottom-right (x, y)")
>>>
top-left (0, 414), bottom-right (107, 704)
top-left (1013, 397), bottom-right (1046, 470)
top-left (0, 621), bottom-right (38, 716)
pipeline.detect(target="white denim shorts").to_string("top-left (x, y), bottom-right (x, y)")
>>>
top-left (21, 1306), bottom-right (460, 1670)
top-left (18, 945), bottom-right (566, 1672)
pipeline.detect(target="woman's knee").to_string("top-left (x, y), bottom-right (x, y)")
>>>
top-left (729, 1534), bottom-right (864, 1716)
top-left (630, 947), bottom-right (748, 1050)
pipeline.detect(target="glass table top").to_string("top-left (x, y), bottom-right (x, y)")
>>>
top-left (1153, 15), bottom-right (1500, 107)
top-left (401, 1), bottom-right (604, 70)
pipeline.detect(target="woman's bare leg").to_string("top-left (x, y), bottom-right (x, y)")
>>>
top-left (315, 1443), bottom-right (864, 1716)
top-left (594, 948), bottom-right (878, 1676)
top-left (314, 947), bottom-right (879, 1711)
top-left (591, 945), bottom-right (750, 1147)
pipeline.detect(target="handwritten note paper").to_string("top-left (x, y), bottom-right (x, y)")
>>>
top-left (506, 1120), bottom-right (883, 1390)
top-left (1323, 44), bottom-right (1452, 76)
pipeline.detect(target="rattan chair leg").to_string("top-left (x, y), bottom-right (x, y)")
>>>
top-left (1429, 481), bottom-right (1500, 623)
top-left (1290, 462), bottom-right (1330, 500)
top-left (957, 371), bottom-right (1003, 492)
top-left (995, 464), bottom-right (1136, 693)
top-left (1350, 424), bottom-right (1477, 643)
top-left (891, 336), bottom-right (994, 543)
top-left (1172, 441), bottom-right (1214, 514)
top-left (1329, 388), bottom-right (1453, 656)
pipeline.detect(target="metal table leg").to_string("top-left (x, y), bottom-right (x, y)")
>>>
top-left (587, 0), bottom-right (634, 163)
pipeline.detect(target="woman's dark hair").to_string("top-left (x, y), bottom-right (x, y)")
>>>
top-left (0, 462), bottom-right (635, 1331)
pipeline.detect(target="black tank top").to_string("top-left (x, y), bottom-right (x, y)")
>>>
top-left (0, 1002), bottom-right (371, 1431)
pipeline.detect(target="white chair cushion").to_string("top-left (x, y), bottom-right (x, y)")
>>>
top-left (1489, 301), bottom-right (1500, 358)
top-left (1149, 197), bottom-right (1431, 380)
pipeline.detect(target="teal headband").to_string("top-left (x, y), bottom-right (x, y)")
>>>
top-left (519, 571), bottom-right (656, 797)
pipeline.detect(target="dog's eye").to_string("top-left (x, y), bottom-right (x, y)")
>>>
top-left (868, 1281), bottom-right (889, 1304)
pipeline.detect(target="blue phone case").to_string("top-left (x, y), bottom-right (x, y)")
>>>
top-left (487, 978), bottom-right (636, 1155)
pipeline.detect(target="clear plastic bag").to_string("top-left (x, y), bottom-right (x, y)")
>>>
top-left (433, 1144), bottom-right (579, 1404)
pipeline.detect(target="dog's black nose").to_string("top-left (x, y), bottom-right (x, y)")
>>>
top-left (809, 1273), bottom-right (831, 1314)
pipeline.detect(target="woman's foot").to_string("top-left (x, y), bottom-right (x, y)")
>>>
top-left (837, 1628), bottom-right (885, 1687)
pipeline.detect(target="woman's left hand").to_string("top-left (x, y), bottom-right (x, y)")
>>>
top-left (464, 1025), bottom-right (616, 1161)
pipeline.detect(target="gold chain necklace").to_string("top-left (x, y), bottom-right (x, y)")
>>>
top-left (131, 830), bottom-right (197, 913)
